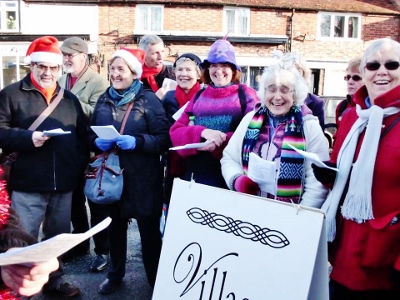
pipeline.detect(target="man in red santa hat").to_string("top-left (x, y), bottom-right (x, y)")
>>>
top-left (0, 35), bottom-right (86, 297)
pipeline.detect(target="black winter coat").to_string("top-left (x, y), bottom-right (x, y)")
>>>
top-left (161, 90), bottom-right (180, 126)
top-left (89, 86), bottom-right (170, 220)
top-left (0, 74), bottom-right (88, 192)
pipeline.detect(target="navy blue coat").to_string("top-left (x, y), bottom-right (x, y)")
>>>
top-left (89, 86), bottom-right (170, 220)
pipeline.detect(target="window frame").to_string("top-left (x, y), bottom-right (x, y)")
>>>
top-left (0, 0), bottom-right (19, 32)
top-left (135, 4), bottom-right (164, 34)
top-left (317, 12), bottom-right (361, 40)
top-left (223, 6), bottom-right (250, 36)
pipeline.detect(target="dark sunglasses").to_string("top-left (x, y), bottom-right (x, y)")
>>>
top-left (365, 61), bottom-right (400, 71)
top-left (344, 74), bottom-right (362, 81)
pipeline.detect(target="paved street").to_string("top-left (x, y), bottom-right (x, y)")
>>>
top-left (31, 220), bottom-right (153, 300)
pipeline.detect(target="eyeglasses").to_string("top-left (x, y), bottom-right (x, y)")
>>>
top-left (34, 63), bottom-right (60, 73)
top-left (265, 85), bottom-right (293, 95)
top-left (365, 61), bottom-right (400, 71)
top-left (108, 68), bottom-right (130, 76)
top-left (62, 52), bottom-right (80, 59)
top-left (344, 74), bottom-right (362, 81)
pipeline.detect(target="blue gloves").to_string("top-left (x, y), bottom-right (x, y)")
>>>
top-left (116, 135), bottom-right (136, 150)
top-left (95, 138), bottom-right (115, 152)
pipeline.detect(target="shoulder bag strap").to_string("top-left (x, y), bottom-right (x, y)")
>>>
top-left (28, 88), bottom-right (64, 131)
top-left (238, 84), bottom-right (247, 116)
top-left (380, 112), bottom-right (400, 141)
top-left (119, 102), bottom-right (134, 134)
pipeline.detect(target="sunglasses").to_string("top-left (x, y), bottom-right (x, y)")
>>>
top-left (344, 74), bottom-right (362, 81)
top-left (365, 61), bottom-right (400, 71)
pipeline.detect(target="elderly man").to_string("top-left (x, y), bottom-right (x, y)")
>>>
top-left (0, 36), bottom-right (86, 297)
top-left (58, 37), bottom-right (110, 273)
top-left (139, 34), bottom-right (175, 98)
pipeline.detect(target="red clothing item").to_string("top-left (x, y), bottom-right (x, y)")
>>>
top-left (141, 64), bottom-right (163, 92)
top-left (329, 85), bottom-right (400, 291)
top-left (335, 94), bottom-right (354, 127)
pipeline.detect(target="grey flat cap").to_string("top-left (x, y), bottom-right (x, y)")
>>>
top-left (60, 37), bottom-right (88, 54)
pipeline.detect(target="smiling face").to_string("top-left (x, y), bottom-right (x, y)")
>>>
top-left (174, 59), bottom-right (200, 93)
top-left (264, 83), bottom-right (295, 116)
top-left (31, 62), bottom-right (60, 88)
top-left (209, 63), bottom-right (234, 87)
top-left (363, 47), bottom-right (400, 103)
top-left (109, 57), bottom-right (136, 91)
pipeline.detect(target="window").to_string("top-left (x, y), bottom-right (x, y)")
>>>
top-left (135, 5), bottom-right (163, 33)
top-left (318, 13), bottom-right (360, 39)
top-left (224, 7), bottom-right (250, 35)
top-left (0, 0), bottom-right (18, 32)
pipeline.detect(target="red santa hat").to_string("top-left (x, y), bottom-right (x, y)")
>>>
top-left (24, 36), bottom-right (62, 65)
top-left (112, 47), bottom-right (144, 78)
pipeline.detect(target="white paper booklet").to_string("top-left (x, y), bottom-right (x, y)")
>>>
top-left (91, 125), bottom-right (120, 140)
top-left (172, 102), bottom-right (189, 121)
top-left (288, 144), bottom-right (339, 171)
top-left (248, 152), bottom-right (277, 194)
top-left (42, 128), bottom-right (71, 137)
top-left (169, 140), bottom-right (213, 150)
top-left (0, 217), bottom-right (111, 266)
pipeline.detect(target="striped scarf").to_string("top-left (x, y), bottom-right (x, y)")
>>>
top-left (242, 105), bottom-right (306, 203)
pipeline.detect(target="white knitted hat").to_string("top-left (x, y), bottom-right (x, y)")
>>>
top-left (112, 47), bottom-right (144, 78)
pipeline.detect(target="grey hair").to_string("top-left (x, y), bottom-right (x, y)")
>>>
top-left (346, 57), bottom-right (362, 72)
top-left (257, 62), bottom-right (309, 107)
top-left (360, 38), bottom-right (400, 76)
top-left (173, 57), bottom-right (201, 77)
top-left (138, 35), bottom-right (163, 51)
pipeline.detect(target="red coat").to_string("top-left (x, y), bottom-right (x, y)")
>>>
top-left (329, 85), bottom-right (400, 290)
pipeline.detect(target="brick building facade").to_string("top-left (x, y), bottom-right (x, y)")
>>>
top-left (1, 0), bottom-right (400, 95)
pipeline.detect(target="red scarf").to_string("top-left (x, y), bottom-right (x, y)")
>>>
top-left (174, 82), bottom-right (200, 108)
top-left (141, 64), bottom-right (163, 92)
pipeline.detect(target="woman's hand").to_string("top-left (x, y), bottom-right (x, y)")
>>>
top-left (32, 131), bottom-right (49, 148)
top-left (1, 256), bottom-right (59, 297)
top-left (95, 138), bottom-right (115, 152)
top-left (234, 175), bottom-right (259, 195)
top-left (116, 135), bottom-right (136, 150)
top-left (201, 129), bottom-right (227, 147)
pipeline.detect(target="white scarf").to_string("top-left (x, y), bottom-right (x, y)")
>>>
top-left (322, 104), bottom-right (400, 242)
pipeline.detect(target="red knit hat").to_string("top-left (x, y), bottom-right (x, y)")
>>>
top-left (112, 47), bottom-right (145, 78)
top-left (24, 36), bottom-right (62, 65)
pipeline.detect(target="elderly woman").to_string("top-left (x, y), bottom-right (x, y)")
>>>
top-left (313, 38), bottom-right (400, 299)
top-left (161, 53), bottom-right (202, 206)
top-left (88, 48), bottom-right (170, 294)
top-left (335, 57), bottom-right (364, 126)
top-left (169, 39), bottom-right (259, 189)
top-left (221, 55), bottom-right (329, 207)
top-left (162, 53), bottom-right (202, 124)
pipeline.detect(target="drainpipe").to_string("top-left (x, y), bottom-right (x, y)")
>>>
top-left (289, 9), bottom-right (295, 52)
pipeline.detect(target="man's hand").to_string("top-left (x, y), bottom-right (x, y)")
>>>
top-left (32, 131), bottom-right (49, 148)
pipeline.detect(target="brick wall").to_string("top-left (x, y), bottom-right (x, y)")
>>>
top-left (95, 3), bottom-right (400, 78)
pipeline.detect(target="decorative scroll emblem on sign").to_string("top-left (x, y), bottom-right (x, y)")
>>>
top-left (187, 207), bottom-right (290, 249)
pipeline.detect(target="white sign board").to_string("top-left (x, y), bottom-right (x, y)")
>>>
top-left (153, 179), bottom-right (328, 300)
